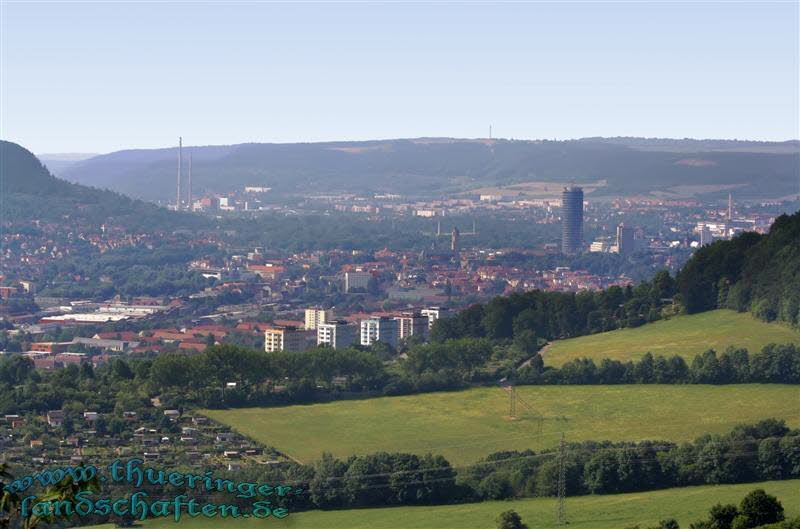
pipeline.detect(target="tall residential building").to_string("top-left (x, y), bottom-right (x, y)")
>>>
top-left (345, 270), bottom-right (372, 292)
top-left (317, 320), bottom-right (357, 349)
top-left (450, 227), bottom-right (461, 251)
top-left (700, 226), bottom-right (714, 246)
top-left (360, 317), bottom-right (399, 349)
top-left (305, 308), bottom-right (334, 330)
top-left (395, 312), bottom-right (429, 341)
top-left (561, 186), bottom-right (584, 255)
top-left (264, 326), bottom-right (311, 353)
top-left (420, 306), bottom-right (452, 330)
top-left (616, 224), bottom-right (635, 256)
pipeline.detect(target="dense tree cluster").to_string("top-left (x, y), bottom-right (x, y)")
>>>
top-left (308, 452), bottom-right (457, 509)
top-left (149, 345), bottom-right (388, 407)
top-left (460, 420), bottom-right (800, 502)
top-left (689, 489), bottom-right (789, 529)
top-left (517, 345), bottom-right (800, 385)
top-left (431, 270), bottom-right (677, 344)
top-left (678, 211), bottom-right (800, 327)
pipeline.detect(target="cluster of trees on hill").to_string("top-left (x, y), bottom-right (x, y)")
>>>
top-left (0, 141), bottom-right (206, 231)
top-left (517, 345), bottom-right (800, 386)
top-left (687, 489), bottom-right (792, 529)
top-left (462, 420), bottom-right (800, 502)
top-left (431, 270), bottom-right (677, 344)
top-left (678, 211), bottom-right (800, 327)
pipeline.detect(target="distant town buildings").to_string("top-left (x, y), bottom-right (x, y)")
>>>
top-left (345, 270), bottom-right (372, 292)
top-left (561, 186), bottom-right (584, 255)
top-left (590, 241), bottom-right (613, 253)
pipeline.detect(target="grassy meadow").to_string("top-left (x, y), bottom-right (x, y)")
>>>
top-left (202, 384), bottom-right (800, 465)
top-left (89, 479), bottom-right (800, 529)
top-left (542, 309), bottom-right (800, 367)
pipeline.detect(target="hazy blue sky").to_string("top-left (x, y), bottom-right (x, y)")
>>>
top-left (1, 1), bottom-right (798, 154)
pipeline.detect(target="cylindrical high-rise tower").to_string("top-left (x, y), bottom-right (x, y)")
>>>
top-left (561, 186), bottom-right (584, 255)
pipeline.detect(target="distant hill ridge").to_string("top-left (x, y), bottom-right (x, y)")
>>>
top-left (58, 137), bottom-right (800, 201)
top-left (0, 140), bottom-right (201, 231)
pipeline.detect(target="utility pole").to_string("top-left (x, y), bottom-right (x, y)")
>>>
top-left (557, 432), bottom-right (567, 525)
top-left (509, 385), bottom-right (516, 418)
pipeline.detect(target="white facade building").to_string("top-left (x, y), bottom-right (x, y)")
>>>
top-left (420, 307), bottom-right (452, 330)
top-left (360, 317), bottom-right (399, 348)
top-left (317, 321), bottom-right (357, 349)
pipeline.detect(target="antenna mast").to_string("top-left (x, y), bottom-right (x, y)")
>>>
top-left (188, 151), bottom-right (192, 211)
top-left (176, 137), bottom-right (182, 210)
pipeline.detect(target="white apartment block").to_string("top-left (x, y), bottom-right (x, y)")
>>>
top-left (420, 306), bottom-right (452, 329)
top-left (395, 312), bottom-right (429, 341)
top-left (360, 317), bottom-right (399, 349)
top-left (317, 321), bottom-right (357, 349)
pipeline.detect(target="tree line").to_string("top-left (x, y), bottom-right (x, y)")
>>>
top-left (516, 344), bottom-right (800, 386)
top-left (3, 341), bottom-right (800, 416)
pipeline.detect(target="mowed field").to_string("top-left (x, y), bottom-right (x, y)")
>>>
top-left (90, 480), bottom-right (800, 529)
top-left (543, 309), bottom-right (800, 367)
top-left (202, 384), bottom-right (800, 465)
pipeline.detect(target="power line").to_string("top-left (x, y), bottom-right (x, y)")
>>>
top-left (557, 432), bottom-right (566, 525)
top-left (279, 436), bottom-right (800, 489)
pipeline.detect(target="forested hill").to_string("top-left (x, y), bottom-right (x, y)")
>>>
top-left (60, 137), bottom-right (800, 201)
top-left (433, 212), bottom-right (800, 344)
top-left (0, 141), bottom-right (205, 231)
top-left (677, 210), bottom-right (800, 326)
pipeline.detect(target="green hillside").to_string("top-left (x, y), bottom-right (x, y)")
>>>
top-left (0, 140), bottom-right (204, 230)
top-left (88, 479), bottom-right (800, 529)
top-left (202, 384), bottom-right (800, 465)
top-left (542, 309), bottom-right (800, 366)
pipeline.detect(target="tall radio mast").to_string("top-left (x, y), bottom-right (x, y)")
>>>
top-left (176, 137), bottom-right (183, 210)
top-left (188, 152), bottom-right (192, 211)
